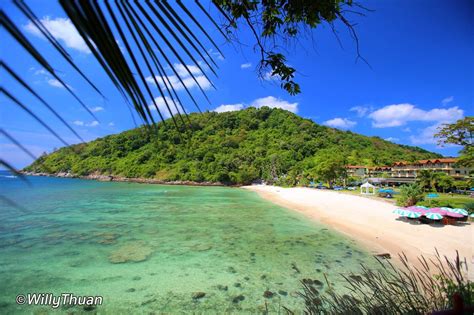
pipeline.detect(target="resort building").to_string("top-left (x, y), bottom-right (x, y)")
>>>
top-left (390, 158), bottom-right (470, 180)
top-left (346, 165), bottom-right (367, 178)
top-left (346, 158), bottom-right (471, 183)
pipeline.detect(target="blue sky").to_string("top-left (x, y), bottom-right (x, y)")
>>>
top-left (1, 0), bottom-right (473, 168)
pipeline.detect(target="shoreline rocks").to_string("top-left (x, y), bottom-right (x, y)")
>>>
top-left (21, 171), bottom-right (234, 187)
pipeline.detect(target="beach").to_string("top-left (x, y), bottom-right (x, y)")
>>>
top-left (244, 185), bottom-right (473, 275)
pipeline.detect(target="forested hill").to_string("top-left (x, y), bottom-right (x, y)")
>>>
top-left (25, 107), bottom-right (442, 185)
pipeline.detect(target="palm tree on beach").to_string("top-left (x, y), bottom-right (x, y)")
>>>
top-left (417, 169), bottom-right (440, 192)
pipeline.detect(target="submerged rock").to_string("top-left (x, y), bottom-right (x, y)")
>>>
top-left (217, 285), bottom-right (228, 291)
top-left (232, 295), bottom-right (245, 303)
top-left (126, 288), bottom-right (136, 292)
top-left (278, 290), bottom-right (288, 296)
top-left (192, 292), bottom-right (206, 299)
top-left (263, 290), bottom-right (274, 298)
top-left (234, 283), bottom-right (241, 288)
top-left (108, 241), bottom-right (153, 264)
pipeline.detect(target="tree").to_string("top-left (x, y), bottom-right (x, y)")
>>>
top-left (435, 117), bottom-right (474, 167)
top-left (397, 184), bottom-right (424, 207)
top-left (417, 170), bottom-right (440, 192)
top-left (436, 173), bottom-right (454, 193)
top-left (311, 148), bottom-right (347, 186)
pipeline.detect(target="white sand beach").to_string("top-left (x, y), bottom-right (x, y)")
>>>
top-left (244, 185), bottom-right (473, 275)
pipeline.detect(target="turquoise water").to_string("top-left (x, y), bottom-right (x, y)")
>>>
top-left (0, 173), bottom-right (378, 313)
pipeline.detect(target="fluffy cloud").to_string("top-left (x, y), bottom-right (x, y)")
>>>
top-left (208, 48), bottom-right (224, 61)
top-left (441, 96), bottom-right (454, 106)
top-left (368, 104), bottom-right (463, 128)
top-left (323, 118), bottom-right (357, 129)
top-left (149, 96), bottom-right (184, 118)
top-left (250, 96), bottom-right (298, 113)
top-left (240, 63), bottom-right (252, 69)
top-left (384, 137), bottom-right (399, 142)
top-left (72, 120), bottom-right (99, 127)
top-left (409, 124), bottom-right (441, 145)
top-left (90, 106), bottom-right (104, 113)
top-left (145, 63), bottom-right (211, 92)
top-left (263, 70), bottom-right (281, 81)
top-left (24, 17), bottom-right (90, 53)
top-left (214, 104), bottom-right (244, 113)
top-left (350, 106), bottom-right (369, 117)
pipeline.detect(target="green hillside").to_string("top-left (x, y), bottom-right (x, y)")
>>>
top-left (25, 107), bottom-right (442, 185)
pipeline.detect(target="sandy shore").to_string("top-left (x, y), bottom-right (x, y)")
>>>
top-left (244, 185), bottom-right (473, 275)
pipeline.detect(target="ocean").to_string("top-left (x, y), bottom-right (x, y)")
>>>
top-left (0, 171), bottom-right (379, 313)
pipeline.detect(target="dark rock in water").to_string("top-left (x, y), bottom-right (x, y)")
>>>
top-left (234, 282), bottom-right (241, 288)
top-left (263, 290), bottom-right (274, 298)
top-left (244, 276), bottom-right (250, 281)
top-left (302, 278), bottom-right (313, 285)
top-left (315, 269), bottom-right (322, 273)
top-left (335, 259), bottom-right (342, 263)
top-left (278, 290), bottom-right (288, 296)
top-left (140, 298), bottom-right (157, 306)
top-left (83, 304), bottom-right (96, 311)
top-left (375, 253), bottom-right (391, 259)
top-left (132, 276), bottom-right (141, 281)
top-left (313, 279), bottom-right (324, 287)
top-left (217, 285), bottom-right (228, 291)
top-left (291, 262), bottom-right (301, 273)
top-left (260, 274), bottom-right (267, 280)
top-left (232, 295), bottom-right (245, 303)
top-left (192, 292), bottom-right (206, 299)
top-left (250, 252), bottom-right (255, 257)
top-left (126, 288), bottom-right (136, 292)
top-left (227, 266), bottom-right (237, 273)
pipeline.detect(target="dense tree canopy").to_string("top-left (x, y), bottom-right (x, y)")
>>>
top-left (26, 108), bottom-right (440, 185)
top-left (435, 117), bottom-right (473, 168)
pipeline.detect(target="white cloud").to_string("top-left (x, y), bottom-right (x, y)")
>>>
top-left (384, 137), bottom-right (399, 142)
top-left (409, 124), bottom-right (441, 145)
top-left (240, 63), bottom-right (252, 69)
top-left (250, 96), bottom-right (298, 113)
top-left (47, 78), bottom-right (73, 90)
top-left (368, 103), bottom-right (463, 128)
top-left (146, 63), bottom-right (211, 92)
top-left (24, 17), bottom-right (90, 54)
top-left (149, 96), bottom-right (184, 118)
top-left (214, 104), bottom-right (244, 113)
top-left (402, 127), bottom-right (411, 132)
top-left (441, 96), bottom-right (454, 106)
top-left (34, 68), bottom-right (48, 76)
top-left (87, 121), bottom-right (99, 127)
top-left (108, 122), bottom-right (115, 127)
top-left (323, 117), bottom-right (357, 129)
top-left (350, 106), bottom-right (369, 117)
top-left (72, 120), bottom-right (99, 127)
top-left (263, 70), bottom-right (281, 81)
top-left (90, 106), bottom-right (104, 113)
top-left (208, 48), bottom-right (224, 61)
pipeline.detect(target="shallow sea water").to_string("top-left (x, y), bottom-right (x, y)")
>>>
top-left (0, 174), bottom-right (380, 314)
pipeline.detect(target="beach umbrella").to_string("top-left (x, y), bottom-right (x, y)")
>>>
top-left (407, 206), bottom-right (428, 212)
top-left (424, 212), bottom-right (443, 220)
top-left (440, 207), bottom-right (452, 211)
top-left (404, 211), bottom-right (422, 219)
top-left (450, 208), bottom-right (469, 216)
top-left (445, 212), bottom-right (464, 218)
top-left (393, 208), bottom-right (409, 215)
top-left (429, 207), bottom-right (448, 215)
